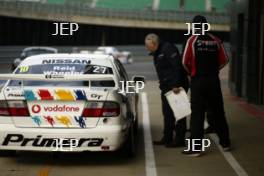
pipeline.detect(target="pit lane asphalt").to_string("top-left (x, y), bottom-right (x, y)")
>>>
top-left (0, 59), bottom-right (264, 176)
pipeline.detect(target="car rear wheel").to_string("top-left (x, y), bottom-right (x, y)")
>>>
top-left (0, 150), bottom-right (16, 157)
top-left (134, 115), bottom-right (139, 134)
top-left (119, 123), bottom-right (136, 158)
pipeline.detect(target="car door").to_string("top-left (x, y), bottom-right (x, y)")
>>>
top-left (113, 60), bottom-right (136, 120)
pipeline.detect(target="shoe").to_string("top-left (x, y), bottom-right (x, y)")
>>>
top-left (165, 142), bottom-right (185, 148)
top-left (221, 144), bottom-right (231, 152)
top-left (153, 138), bottom-right (165, 145)
top-left (182, 150), bottom-right (202, 157)
top-left (204, 126), bottom-right (215, 134)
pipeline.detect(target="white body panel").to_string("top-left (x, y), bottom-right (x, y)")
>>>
top-left (0, 124), bottom-right (127, 151)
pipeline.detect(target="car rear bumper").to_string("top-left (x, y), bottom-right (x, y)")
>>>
top-left (0, 124), bottom-right (129, 152)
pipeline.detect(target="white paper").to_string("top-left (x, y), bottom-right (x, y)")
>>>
top-left (165, 89), bottom-right (191, 121)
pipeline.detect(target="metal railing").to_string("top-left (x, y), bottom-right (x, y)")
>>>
top-left (0, 0), bottom-right (230, 24)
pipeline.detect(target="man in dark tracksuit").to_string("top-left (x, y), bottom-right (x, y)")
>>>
top-left (145, 33), bottom-right (189, 147)
top-left (182, 15), bottom-right (231, 156)
top-left (182, 36), bottom-right (215, 134)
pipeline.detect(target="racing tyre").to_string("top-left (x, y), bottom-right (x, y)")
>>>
top-left (0, 150), bottom-right (16, 157)
top-left (120, 124), bottom-right (136, 158)
top-left (134, 116), bottom-right (139, 135)
top-left (134, 94), bottom-right (139, 134)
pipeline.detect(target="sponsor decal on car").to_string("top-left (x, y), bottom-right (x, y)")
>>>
top-left (1, 134), bottom-right (103, 147)
top-left (19, 66), bottom-right (29, 73)
top-left (74, 116), bottom-right (86, 128)
top-left (74, 90), bottom-right (87, 100)
top-left (45, 74), bottom-right (65, 79)
top-left (55, 89), bottom-right (75, 100)
top-left (30, 115), bottom-right (87, 128)
top-left (56, 116), bottom-right (72, 127)
top-left (31, 116), bottom-right (41, 126)
top-left (31, 104), bottom-right (80, 113)
top-left (42, 59), bottom-right (90, 64)
top-left (32, 105), bottom-right (41, 113)
top-left (44, 65), bottom-right (83, 75)
top-left (24, 90), bottom-right (37, 100)
top-left (38, 89), bottom-right (53, 100)
top-left (44, 116), bottom-right (55, 127)
top-left (7, 93), bottom-right (24, 97)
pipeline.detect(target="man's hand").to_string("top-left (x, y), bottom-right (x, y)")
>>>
top-left (172, 87), bottom-right (183, 94)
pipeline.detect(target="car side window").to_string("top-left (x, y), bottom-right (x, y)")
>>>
top-left (115, 60), bottom-right (128, 81)
top-left (114, 60), bottom-right (129, 90)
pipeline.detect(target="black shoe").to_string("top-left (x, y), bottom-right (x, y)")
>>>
top-left (165, 142), bottom-right (186, 148)
top-left (153, 138), bottom-right (165, 145)
top-left (182, 150), bottom-right (202, 157)
top-left (204, 126), bottom-right (215, 134)
top-left (220, 143), bottom-right (231, 152)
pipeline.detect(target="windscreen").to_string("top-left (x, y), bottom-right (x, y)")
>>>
top-left (8, 64), bottom-right (115, 87)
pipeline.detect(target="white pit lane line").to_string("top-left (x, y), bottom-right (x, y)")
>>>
top-left (141, 91), bottom-right (248, 176)
top-left (209, 134), bottom-right (249, 176)
top-left (141, 92), bottom-right (158, 176)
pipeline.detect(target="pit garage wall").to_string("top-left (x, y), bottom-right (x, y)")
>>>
top-left (229, 0), bottom-right (264, 104)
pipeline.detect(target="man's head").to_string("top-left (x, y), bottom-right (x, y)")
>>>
top-left (192, 15), bottom-right (208, 34)
top-left (145, 33), bottom-right (159, 53)
top-left (192, 15), bottom-right (207, 24)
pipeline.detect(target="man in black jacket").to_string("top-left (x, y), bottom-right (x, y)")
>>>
top-left (145, 33), bottom-right (189, 147)
top-left (182, 15), bottom-right (230, 156)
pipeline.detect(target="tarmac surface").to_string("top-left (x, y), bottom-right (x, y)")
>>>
top-left (0, 58), bottom-right (263, 176)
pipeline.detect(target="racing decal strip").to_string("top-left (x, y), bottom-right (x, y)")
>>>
top-left (141, 92), bottom-right (158, 176)
top-left (38, 89), bottom-right (53, 100)
top-left (44, 116), bottom-right (55, 127)
top-left (74, 116), bottom-right (87, 128)
top-left (24, 90), bottom-right (37, 100)
top-left (30, 115), bottom-right (86, 128)
top-left (31, 116), bottom-right (42, 126)
top-left (56, 116), bottom-right (72, 127)
top-left (74, 90), bottom-right (87, 100)
top-left (55, 89), bottom-right (75, 100)
top-left (24, 89), bottom-right (88, 100)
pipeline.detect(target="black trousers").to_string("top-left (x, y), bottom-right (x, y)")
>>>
top-left (190, 75), bottom-right (230, 147)
top-left (161, 92), bottom-right (186, 144)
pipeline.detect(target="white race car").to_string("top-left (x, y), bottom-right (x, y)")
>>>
top-left (93, 47), bottom-right (134, 64)
top-left (0, 54), bottom-right (144, 157)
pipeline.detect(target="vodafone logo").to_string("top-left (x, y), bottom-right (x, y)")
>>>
top-left (31, 104), bottom-right (79, 113)
top-left (32, 105), bottom-right (41, 113)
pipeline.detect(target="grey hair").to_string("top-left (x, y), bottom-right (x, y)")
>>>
top-left (145, 33), bottom-right (159, 44)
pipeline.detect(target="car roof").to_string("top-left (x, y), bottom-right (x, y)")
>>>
top-left (20, 54), bottom-right (115, 67)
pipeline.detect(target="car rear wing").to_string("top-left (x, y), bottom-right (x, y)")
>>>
top-left (0, 74), bottom-right (115, 82)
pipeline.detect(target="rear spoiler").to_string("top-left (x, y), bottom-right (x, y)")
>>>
top-left (0, 74), bottom-right (115, 81)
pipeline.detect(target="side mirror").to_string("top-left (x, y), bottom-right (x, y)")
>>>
top-left (132, 76), bottom-right (145, 83)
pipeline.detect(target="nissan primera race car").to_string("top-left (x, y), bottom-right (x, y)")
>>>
top-left (0, 54), bottom-right (144, 157)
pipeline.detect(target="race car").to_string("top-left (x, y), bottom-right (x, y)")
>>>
top-left (0, 54), bottom-right (144, 157)
top-left (93, 46), bottom-right (134, 64)
top-left (12, 47), bottom-right (58, 70)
